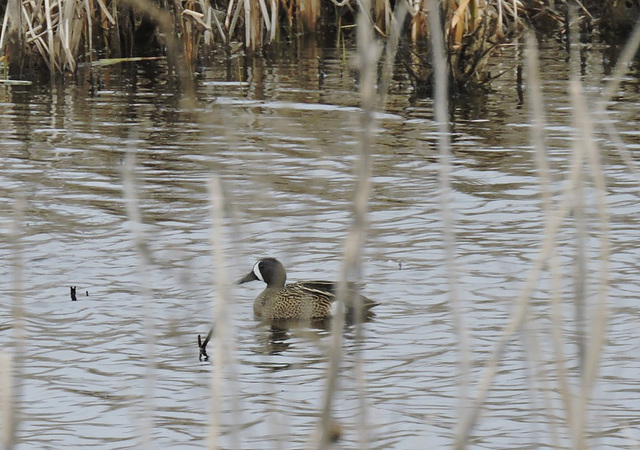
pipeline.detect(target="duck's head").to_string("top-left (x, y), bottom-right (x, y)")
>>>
top-left (238, 257), bottom-right (287, 287)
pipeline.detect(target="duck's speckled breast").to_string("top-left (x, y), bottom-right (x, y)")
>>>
top-left (253, 285), bottom-right (333, 320)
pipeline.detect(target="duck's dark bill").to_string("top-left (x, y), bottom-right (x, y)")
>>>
top-left (238, 271), bottom-right (258, 284)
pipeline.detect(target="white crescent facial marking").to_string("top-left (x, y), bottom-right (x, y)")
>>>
top-left (253, 261), bottom-right (264, 282)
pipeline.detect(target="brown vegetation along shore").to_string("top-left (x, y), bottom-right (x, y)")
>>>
top-left (0, 1), bottom-right (636, 91)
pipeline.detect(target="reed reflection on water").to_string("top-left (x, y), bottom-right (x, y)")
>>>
top-left (0, 36), bottom-right (640, 448)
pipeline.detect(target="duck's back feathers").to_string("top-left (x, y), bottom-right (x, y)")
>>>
top-left (254, 281), bottom-right (378, 321)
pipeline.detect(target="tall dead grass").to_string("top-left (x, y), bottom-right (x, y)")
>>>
top-left (2, 0), bottom-right (558, 85)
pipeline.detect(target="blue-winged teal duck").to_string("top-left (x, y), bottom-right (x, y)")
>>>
top-left (238, 257), bottom-right (378, 321)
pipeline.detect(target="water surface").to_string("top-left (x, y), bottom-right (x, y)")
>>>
top-left (1, 38), bottom-right (640, 448)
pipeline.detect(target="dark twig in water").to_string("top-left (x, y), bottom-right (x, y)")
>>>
top-left (70, 286), bottom-right (77, 301)
top-left (198, 327), bottom-right (213, 362)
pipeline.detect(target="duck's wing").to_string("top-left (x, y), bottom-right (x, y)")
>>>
top-left (291, 281), bottom-right (337, 298)
top-left (291, 281), bottom-right (373, 302)
top-left (286, 281), bottom-right (379, 320)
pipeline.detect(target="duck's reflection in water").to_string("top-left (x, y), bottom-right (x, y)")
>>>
top-left (254, 313), bottom-right (376, 358)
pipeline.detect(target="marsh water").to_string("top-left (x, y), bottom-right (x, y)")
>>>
top-left (1, 37), bottom-right (640, 448)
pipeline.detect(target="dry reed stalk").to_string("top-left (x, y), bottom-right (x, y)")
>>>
top-left (425, 0), bottom-right (472, 441)
top-left (270, 0), bottom-right (277, 41)
top-left (298, 0), bottom-right (320, 32)
top-left (61, 0), bottom-right (84, 71)
top-left (185, 1), bottom-right (215, 56)
top-left (95, 0), bottom-right (115, 24)
top-left (598, 22), bottom-right (640, 180)
top-left (258, 0), bottom-right (272, 36)
top-left (544, 97), bottom-right (604, 445)
top-left (224, 0), bottom-right (235, 29)
top-left (410, 0), bottom-right (426, 42)
top-left (499, 0), bottom-right (520, 24)
top-left (43, 0), bottom-right (55, 72)
top-left (83, 0), bottom-right (93, 63)
top-left (315, 0), bottom-right (381, 447)
top-left (526, 32), bottom-right (565, 447)
top-left (0, 0), bottom-right (15, 54)
top-left (4, 196), bottom-right (26, 449)
top-left (199, 0), bottom-right (215, 48)
top-left (356, 5), bottom-right (408, 447)
top-left (21, 4), bottom-right (50, 62)
top-left (181, 7), bottom-right (214, 50)
top-left (0, 352), bottom-right (13, 448)
top-left (175, 0), bottom-right (193, 70)
top-left (351, 5), bottom-right (379, 444)
top-left (0, 0), bottom-right (21, 77)
top-left (122, 150), bottom-right (156, 450)
top-left (565, 7), bottom-right (588, 382)
top-left (569, 77), bottom-right (611, 450)
top-left (206, 176), bottom-right (241, 450)
top-left (450, 0), bottom-right (473, 45)
top-left (378, 4), bottom-right (407, 118)
top-left (2, 0), bottom-right (113, 75)
top-left (210, 5), bottom-right (227, 44)
top-left (206, 177), bottom-right (224, 450)
top-left (320, 3), bottom-right (407, 445)
top-left (558, 12), bottom-right (611, 445)
top-left (572, 125), bottom-right (588, 374)
top-left (227, 0), bottom-right (244, 46)
top-left (242, 0), bottom-right (257, 52)
top-left (372, 0), bottom-right (386, 33)
top-left (282, 0), bottom-right (293, 29)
